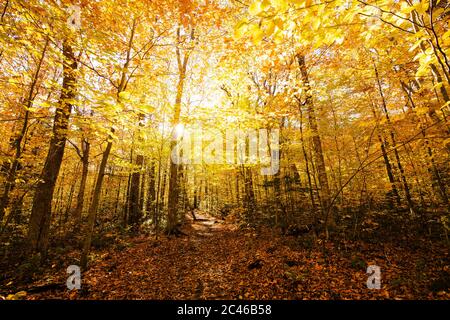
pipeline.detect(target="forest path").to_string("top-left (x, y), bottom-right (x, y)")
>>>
top-left (81, 211), bottom-right (268, 299)
top-left (184, 211), bottom-right (231, 299)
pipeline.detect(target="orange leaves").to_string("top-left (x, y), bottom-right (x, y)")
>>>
top-left (6, 218), bottom-right (450, 300)
top-left (313, 263), bottom-right (323, 271)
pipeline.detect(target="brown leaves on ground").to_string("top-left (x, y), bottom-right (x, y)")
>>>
top-left (16, 213), bottom-right (450, 300)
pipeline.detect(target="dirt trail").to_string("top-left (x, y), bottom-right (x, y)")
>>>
top-left (81, 212), bottom-right (251, 299)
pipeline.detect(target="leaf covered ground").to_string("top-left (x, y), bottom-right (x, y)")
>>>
top-left (2, 212), bottom-right (449, 300)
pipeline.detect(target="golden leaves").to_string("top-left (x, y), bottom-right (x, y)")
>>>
top-left (442, 30), bottom-right (450, 46)
top-left (249, 1), bottom-right (263, 16)
top-left (5, 291), bottom-right (27, 300)
top-left (234, 19), bottom-right (249, 39)
top-left (413, 0), bottom-right (429, 15)
top-left (249, 0), bottom-right (289, 16)
top-left (271, 0), bottom-right (288, 11)
top-left (251, 25), bottom-right (265, 45)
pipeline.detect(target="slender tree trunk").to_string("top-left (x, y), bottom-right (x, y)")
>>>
top-left (63, 169), bottom-right (78, 224)
top-left (160, 165), bottom-right (167, 212)
top-left (193, 173), bottom-right (199, 210)
top-left (74, 139), bottom-right (90, 223)
top-left (297, 54), bottom-right (332, 227)
top-left (299, 107), bottom-right (317, 213)
top-left (81, 132), bottom-right (113, 269)
top-left (128, 113), bottom-right (145, 228)
top-left (373, 62), bottom-right (415, 213)
top-left (139, 162), bottom-right (146, 214)
top-left (0, 37), bottom-right (49, 222)
top-left (272, 119), bottom-right (285, 229)
top-left (146, 161), bottom-right (156, 216)
top-left (330, 101), bottom-right (344, 204)
top-left (401, 82), bottom-right (449, 207)
top-left (114, 171), bottom-right (123, 217)
top-left (235, 171), bottom-right (240, 205)
top-left (369, 102), bottom-right (401, 206)
top-left (154, 160), bottom-right (164, 236)
top-left (88, 18), bottom-right (136, 233)
top-left (243, 165), bottom-right (256, 223)
top-left (54, 173), bottom-right (65, 224)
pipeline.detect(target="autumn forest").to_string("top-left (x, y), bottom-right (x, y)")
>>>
top-left (0, 0), bottom-right (449, 301)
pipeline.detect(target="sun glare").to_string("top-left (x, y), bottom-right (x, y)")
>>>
top-left (175, 123), bottom-right (185, 138)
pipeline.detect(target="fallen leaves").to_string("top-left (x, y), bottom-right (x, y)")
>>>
top-left (5, 291), bottom-right (27, 300)
top-left (5, 213), bottom-right (449, 300)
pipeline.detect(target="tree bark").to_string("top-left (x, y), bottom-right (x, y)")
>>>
top-left (80, 132), bottom-right (113, 269)
top-left (128, 153), bottom-right (144, 227)
top-left (74, 138), bottom-right (90, 223)
top-left (28, 40), bottom-right (77, 255)
top-left (146, 161), bottom-right (156, 216)
top-left (167, 27), bottom-right (191, 234)
top-left (298, 105), bottom-right (317, 214)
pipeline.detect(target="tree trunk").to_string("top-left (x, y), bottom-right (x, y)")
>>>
top-left (369, 101), bottom-right (401, 207)
top-left (296, 54), bottom-right (332, 227)
top-left (28, 40), bottom-right (77, 255)
top-left (128, 154), bottom-right (144, 227)
top-left (74, 139), bottom-right (90, 223)
top-left (167, 27), bottom-right (191, 234)
top-left (299, 106), bottom-right (317, 213)
top-left (146, 161), bottom-right (156, 216)
top-left (243, 166), bottom-right (256, 222)
top-left (373, 62), bottom-right (415, 213)
top-left (63, 170), bottom-right (78, 224)
top-left (80, 132), bottom-right (113, 269)
top-left (401, 82), bottom-right (449, 207)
